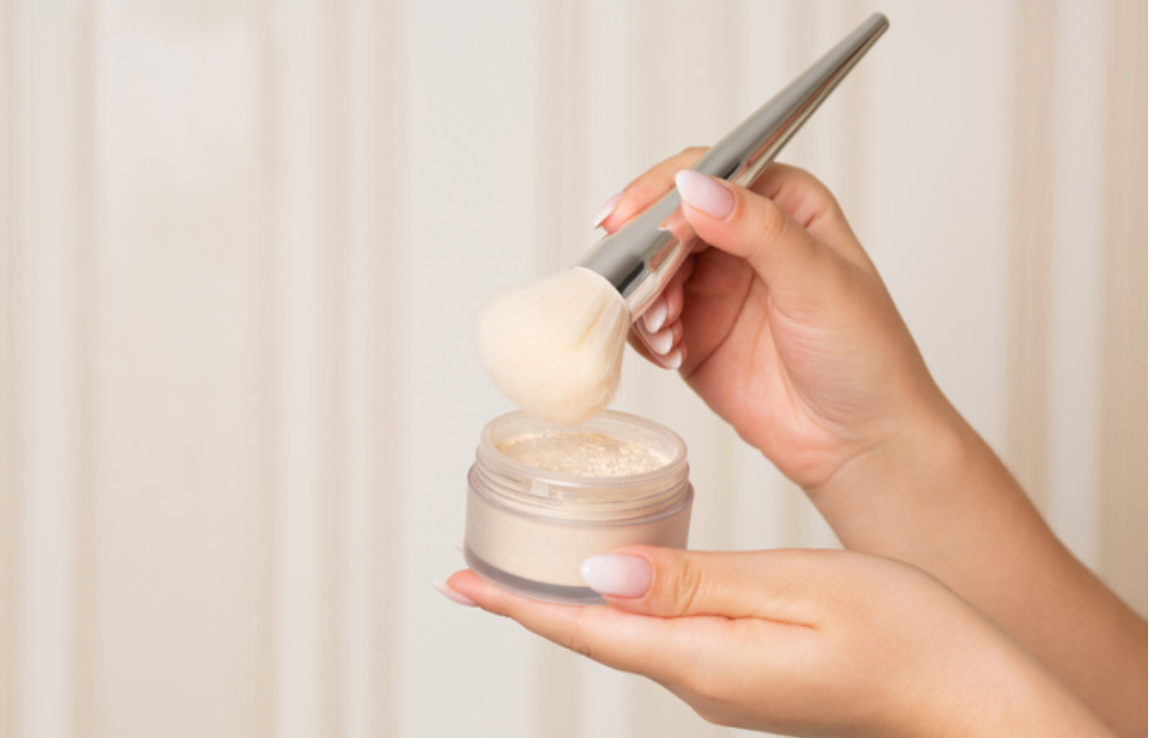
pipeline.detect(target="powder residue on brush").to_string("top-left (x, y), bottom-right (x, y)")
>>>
top-left (476, 267), bottom-right (630, 426)
top-left (498, 432), bottom-right (670, 477)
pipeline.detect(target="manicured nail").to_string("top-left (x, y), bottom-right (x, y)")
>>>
top-left (580, 554), bottom-right (653, 598)
top-left (642, 298), bottom-right (668, 333)
top-left (646, 326), bottom-right (674, 356)
top-left (675, 170), bottom-right (734, 219)
top-left (430, 580), bottom-right (477, 607)
top-left (592, 192), bottom-right (625, 229)
top-left (657, 347), bottom-right (682, 370)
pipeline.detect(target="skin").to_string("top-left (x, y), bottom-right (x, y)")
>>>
top-left (448, 548), bottom-right (1113, 737)
top-left (446, 152), bottom-right (1146, 736)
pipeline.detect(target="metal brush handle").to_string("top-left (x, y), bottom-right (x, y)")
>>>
top-left (580, 12), bottom-right (889, 317)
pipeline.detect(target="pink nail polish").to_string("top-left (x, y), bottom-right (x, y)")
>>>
top-left (643, 298), bottom-right (668, 333)
top-left (592, 192), bottom-right (625, 229)
top-left (647, 327), bottom-right (674, 356)
top-left (580, 554), bottom-right (653, 598)
top-left (659, 347), bottom-right (682, 370)
top-left (675, 170), bottom-right (735, 219)
top-left (430, 580), bottom-right (477, 607)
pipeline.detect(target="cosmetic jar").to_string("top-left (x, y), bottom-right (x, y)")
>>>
top-left (464, 410), bottom-right (693, 605)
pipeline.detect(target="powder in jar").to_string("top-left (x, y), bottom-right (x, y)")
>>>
top-left (497, 431), bottom-right (670, 477)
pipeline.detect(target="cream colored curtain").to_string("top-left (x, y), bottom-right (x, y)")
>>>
top-left (0, 1), bottom-right (1144, 737)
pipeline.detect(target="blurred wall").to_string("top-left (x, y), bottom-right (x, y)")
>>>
top-left (0, 1), bottom-right (1145, 737)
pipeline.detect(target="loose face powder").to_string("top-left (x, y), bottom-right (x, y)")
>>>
top-left (497, 432), bottom-right (670, 477)
top-left (465, 411), bottom-right (693, 604)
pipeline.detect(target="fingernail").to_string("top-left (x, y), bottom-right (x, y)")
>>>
top-left (580, 554), bottom-right (653, 598)
top-left (642, 298), bottom-right (668, 333)
top-left (675, 170), bottom-right (734, 220)
top-left (592, 192), bottom-right (625, 229)
top-left (657, 347), bottom-right (682, 370)
top-left (646, 326), bottom-right (673, 355)
top-left (430, 580), bottom-right (477, 607)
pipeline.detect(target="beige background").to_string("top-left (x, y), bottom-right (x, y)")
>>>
top-left (0, 1), bottom-right (1145, 737)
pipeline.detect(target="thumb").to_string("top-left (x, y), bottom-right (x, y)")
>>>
top-left (674, 169), bottom-right (854, 312)
top-left (581, 545), bottom-right (825, 624)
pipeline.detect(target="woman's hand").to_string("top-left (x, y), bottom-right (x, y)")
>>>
top-left (600, 151), bottom-right (950, 491)
top-left (597, 153), bottom-right (1148, 738)
top-left (443, 547), bottom-right (1113, 737)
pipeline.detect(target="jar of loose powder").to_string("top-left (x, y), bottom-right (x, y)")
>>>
top-left (465, 410), bottom-right (693, 604)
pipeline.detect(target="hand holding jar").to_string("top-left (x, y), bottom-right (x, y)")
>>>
top-left (444, 546), bottom-right (1114, 737)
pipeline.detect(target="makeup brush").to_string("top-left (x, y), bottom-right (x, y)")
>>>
top-left (478, 13), bottom-right (889, 425)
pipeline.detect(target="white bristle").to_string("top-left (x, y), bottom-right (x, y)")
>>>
top-left (476, 266), bottom-right (631, 425)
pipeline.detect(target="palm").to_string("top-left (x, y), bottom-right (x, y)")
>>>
top-left (678, 246), bottom-right (927, 489)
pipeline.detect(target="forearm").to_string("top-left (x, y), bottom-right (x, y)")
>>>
top-left (807, 400), bottom-right (1147, 737)
top-left (947, 640), bottom-right (1118, 738)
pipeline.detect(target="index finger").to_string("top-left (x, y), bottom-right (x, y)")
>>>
top-left (600, 147), bottom-right (706, 234)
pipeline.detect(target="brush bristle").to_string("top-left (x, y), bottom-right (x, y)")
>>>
top-left (476, 266), bottom-right (631, 425)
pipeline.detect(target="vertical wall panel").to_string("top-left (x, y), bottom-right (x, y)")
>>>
top-left (1005, 0), bottom-right (1057, 511)
top-left (251, 0), bottom-right (278, 735)
top-left (0, 1), bottom-right (21, 736)
top-left (372, 0), bottom-right (405, 736)
top-left (71, 0), bottom-right (96, 735)
top-left (272, 0), bottom-right (322, 735)
top-left (343, 2), bottom-right (383, 736)
top-left (1047, 0), bottom-right (1107, 568)
top-left (17, 2), bottom-right (85, 736)
top-left (90, 2), bottom-right (266, 736)
top-left (1098, 0), bottom-right (1148, 617)
top-left (316, 1), bottom-right (350, 736)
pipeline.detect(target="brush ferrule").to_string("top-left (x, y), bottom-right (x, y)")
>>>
top-left (579, 193), bottom-right (692, 318)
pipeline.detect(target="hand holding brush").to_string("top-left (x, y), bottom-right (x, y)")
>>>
top-left (477, 13), bottom-right (890, 425)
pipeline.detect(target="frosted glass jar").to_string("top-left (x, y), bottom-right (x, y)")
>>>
top-left (464, 410), bottom-right (693, 605)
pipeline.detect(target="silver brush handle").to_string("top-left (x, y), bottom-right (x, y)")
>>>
top-left (580, 12), bottom-right (889, 317)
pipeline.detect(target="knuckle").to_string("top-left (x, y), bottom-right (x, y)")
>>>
top-left (809, 191), bottom-right (847, 231)
top-left (662, 555), bottom-right (707, 616)
top-left (556, 607), bottom-right (598, 661)
top-left (789, 167), bottom-right (847, 227)
top-left (627, 174), bottom-right (673, 203)
top-left (628, 148), bottom-right (707, 204)
top-left (679, 145), bottom-right (707, 160)
top-left (561, 632), bottom-right (595, 661)
top-left (745, 193), bottom-right (790, 244)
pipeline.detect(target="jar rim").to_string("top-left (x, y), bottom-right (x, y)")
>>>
top-left (471, 410), bottom-right (692, 521)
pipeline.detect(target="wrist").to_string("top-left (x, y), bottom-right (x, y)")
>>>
top-left (806, 392), bottom-right (978, 504)
top-left (801, 390), bottom-right (1030, 559)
